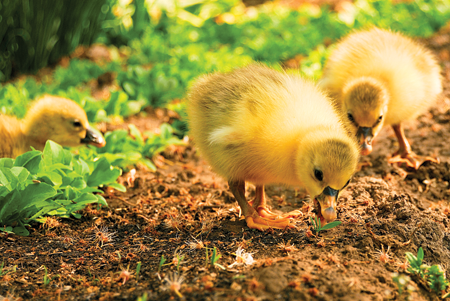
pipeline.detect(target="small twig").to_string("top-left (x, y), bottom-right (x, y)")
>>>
top-left (137, 214), bottom-right (153, 222)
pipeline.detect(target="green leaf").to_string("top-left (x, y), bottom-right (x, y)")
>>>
top-left (0, 158), bottom-right (14, 168)
top-left (417, 247), bottom-right (424, 261)
top-left (87, 158), bottom-right (121, 187)
top-left (95, 195), bottom-right (108, 207)
top-left (70, 178), bottom-right (87, 190)
top-left (129, 124), bottom-right (144, 145)
top-left (14, 150), bottom-right (42, 174)
top-left (35, 172), bottom-right (63, 187)
top-left (141, 159), bottom-right (156, 172)
top-left (160, 123), bottom-right (173, 140)
top-left (70, 193), bottom-right (99, 208)
top-left (10, 167), bottom-right (30, 183)
top-left (319, 220), bottom-right (342, 231)
top-left (12, 225), bottom-right (29, 236)
top-left (72, 157), bottom-right (91, 177)
top-left (43, 140), bottom-right (65, 166)
top-left (108, 182), bottom-right (127, 192)
top-left (20, 183), bottom-right (58, 211)
top-left (0, 167), bottom-right (19, 191)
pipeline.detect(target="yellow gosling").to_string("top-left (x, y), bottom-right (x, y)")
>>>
top-left (187, 64), bottom-right (359, 230)
top-left (320, 27), bottom-right (442, 169)
top-left (0, 95), bottom-right (105, 158)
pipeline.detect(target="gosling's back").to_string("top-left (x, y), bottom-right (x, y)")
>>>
top-left (320, 28), bottom-right (442, 125)
top-left (188, 64), bottom-right (346, 185)
top-left (0, 115), bottom-right (26, 158)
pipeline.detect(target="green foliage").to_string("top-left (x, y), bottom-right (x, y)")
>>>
top-left (0, 60), bottom-right (124, 121)
top-left (310, 216), bottom-right (342, 233)
top-left (406, 247), bottom-right (449, 295)
top-left (43, 266), bottom-right (59, 286)
top-left (0, 141), bottom-right (124, 236)
top-left (427, 265), bottom-right (449, 293)
top-left (392, 272), bottom-right (414, 297)
top-left (148, 0), bottom-right (240, 27)
top-left (0, 262), bottom-right (16, 277)
top-left (136, 261), bottom-right (142, 281)
top-left (79, 123), bottom-right (185, 171)
top-left (206, 246), bottom-right (225, 270)
top-left (158, 255), bottom-right (166, 274)
top-left (137, 293), bottom-right (149, 301)
top-left (175, 254), bottom-right (185, 273)
top-left (406, 247), bottom-right (425, 277)
top-left (0, 0), bottom-right (110, 81)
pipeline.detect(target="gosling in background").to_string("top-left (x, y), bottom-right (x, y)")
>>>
top-left (0, 95), bottom-right (105, 158)
top-left (187, 64), bottom-right (359, 230)
top-left (320, 27), bottom-right (442, 169)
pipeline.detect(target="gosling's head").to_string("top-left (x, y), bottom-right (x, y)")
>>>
top-left (342, 77), bottom-right (389, 155)
top-left (296, 130), bottom-right (359, 223)
top-left (23, 95), bottom-right (106, 149)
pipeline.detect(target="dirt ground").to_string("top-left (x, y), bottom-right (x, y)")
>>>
top-left (1, 21), bottom-right (450, 301)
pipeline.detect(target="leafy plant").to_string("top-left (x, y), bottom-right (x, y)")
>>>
top-left (158, 255), bottom-right (166, 275)
top-left (309, 217), bottom-right (342, 233)
top-left (0, 262), bottom-right (16, 277)
top-left (206, 247), bottom-right (225, 270)
top-left (174, 254), bottom-right (185, 273)
top-left (0, 140), bottom-right (124, 236)
top-left (136, 261), bottom-right (142, 281)
top-left (0, 0), bottom-right (110, 81)
top-left (43, 266), bottom-right (59, 286)
top-left (392, 272), bottom-right (414, 297)
top-left (79, 123), bottom-right (185, 171)
top-left (406, 247), bottom-right (425, 277)
top-left (405, 247), bottom-right (449, 295)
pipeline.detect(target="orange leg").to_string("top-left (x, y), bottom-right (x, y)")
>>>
top-left (229, 181), bottom-right (292, 231)
top-left (250, 185), bottom-right (302, 219)
top-left (388, 123), bottom-right (439, 170)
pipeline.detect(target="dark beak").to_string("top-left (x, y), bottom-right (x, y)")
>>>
top-left (81, 127), bottom-right (106, 147)
top-left (315, 186), bottom-right (339, 223)
top-left (357, 127), bottom-right (373, 155)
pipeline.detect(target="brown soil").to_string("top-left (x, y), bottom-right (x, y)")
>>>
top-left (1, 24), bottom-right (450, 301)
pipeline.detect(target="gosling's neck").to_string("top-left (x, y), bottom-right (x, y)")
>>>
top-left (22, 120), bottom-right (50, 151)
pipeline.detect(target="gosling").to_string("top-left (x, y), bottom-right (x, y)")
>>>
top-left (187, 64), bottom-right (359, 230)
top-left (320, 27), bottom-right (442, 169)
top-left (0, 95), bottom-right (105, 158)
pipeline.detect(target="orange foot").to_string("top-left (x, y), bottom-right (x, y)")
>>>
top-left (245, 209), bottom-right (293, 231)
top-left (256, 206), bottom-right (303, 219)
top-left (247, 199), bottom-right (302, 220)
top-left (388, 152), bottom-right (439, 170)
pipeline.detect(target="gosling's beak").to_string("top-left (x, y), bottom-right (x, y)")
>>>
top-left (357, 127), bottom-right (373, 156)
top-left (317, 186), bottom-right (339, 223)
top-left (81, 127), bottom-right (106, 147)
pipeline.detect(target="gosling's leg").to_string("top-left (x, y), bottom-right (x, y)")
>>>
top-left (252, 185), bottom-right (302, 219)
top-left (228, 180), bottom-right (291, 231)
top-left (388, 123), bottom-right (439, 169)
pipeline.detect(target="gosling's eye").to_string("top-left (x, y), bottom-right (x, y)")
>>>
top-left (73, 120), bottom-right (82, 128)
top-left (347, 113), bottom-right (355, 123)
top-left (314, 169), bottom-right (323, 181)
top-left (378, 115), bottom-right (383, 122)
